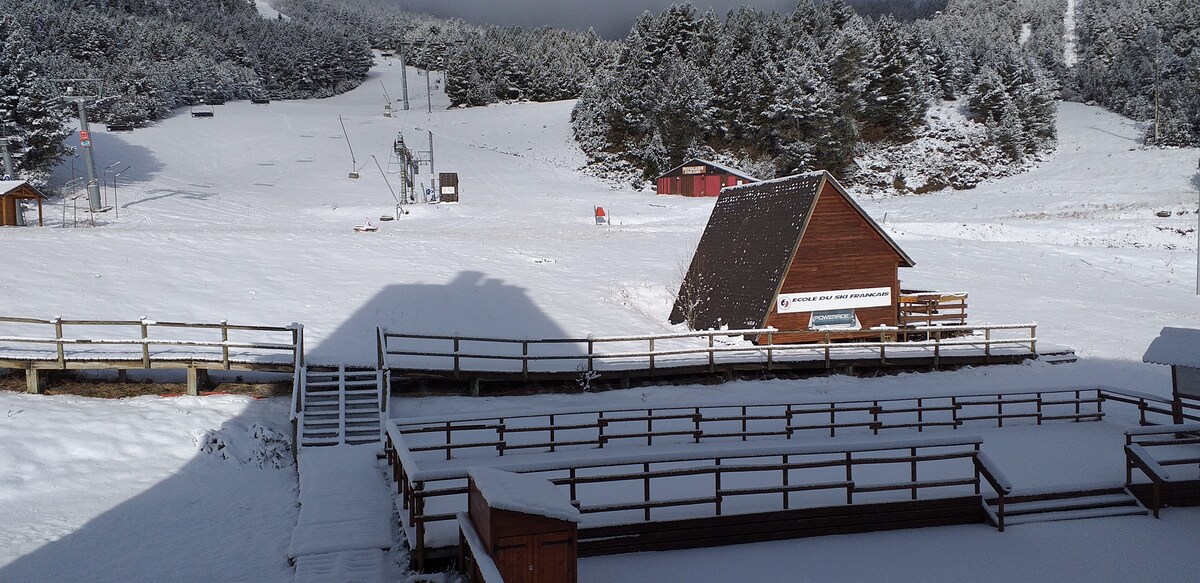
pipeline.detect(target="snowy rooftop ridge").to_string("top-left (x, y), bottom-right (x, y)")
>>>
top-left (658, 158), bottom-right (760, 182)
top-left (0, 180), bottom-right (30, 195)
top-left (720, 170), bottom-right (828, 194)
top-left (1142, 327), bottom-right (1200, 368)
top-left (468, 467), bottom-right (581, 523)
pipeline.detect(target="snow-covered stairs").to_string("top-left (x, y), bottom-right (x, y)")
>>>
top-left (987, 487), bottom-right (1150, 527)
top-left (289, 446), bottom-right (400, 583)
top-left (299, 365), bottom-right (385, 447)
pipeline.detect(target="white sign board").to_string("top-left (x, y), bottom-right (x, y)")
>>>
top-left (440, 186), bottom-right (456, 195)
top-left (681, 165), bottom-right (706, 175)
top-left (777, 287), bottom-right (892, 314)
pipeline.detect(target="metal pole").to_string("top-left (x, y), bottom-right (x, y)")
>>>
top-left (399, 45), bottom-right (410, 111)
top-left (426, 70), bottom-right (432, 113)
top-left (0, 138), bottom-right (14, 179)
top-left (76, 100), bottom-right (101, 211)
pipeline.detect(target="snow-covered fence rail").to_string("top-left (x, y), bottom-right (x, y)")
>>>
top-left (1099, 388), bottom-right (1200, 426)
top-left (386, 433), bottom-right (990, 568)
top-left (0, 316), bottom-right (304, 394)
top-left (378, 323), bottom-right (1039, 378)
top-left (387, 388), bottom-right (1104, 464)
top-left (1124, 423), bottom-right (1200, 517)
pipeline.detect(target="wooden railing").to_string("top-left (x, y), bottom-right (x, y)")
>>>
top-left (378, 323), bottom-right (1038, 376)
top-left (899, 290), bottom-right (968, 327)
top-left (389, 388), bottom-right (1104, 464)
top-left (973, 451), bottom-right (1013, 531)
top-left (388, 434), bottom-right (988, 568)
top-left (0, 315), bottom-right (302, 370)
top-left (1098, 388), bottom-right (1200, 426)
top-left (1124, 423), bottom-right (1200, 518)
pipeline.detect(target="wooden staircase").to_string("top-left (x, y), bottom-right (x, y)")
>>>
top-left (298, 365), bottom-right (386, 447)
top-left (985, 487), bottom-right (1149, 528)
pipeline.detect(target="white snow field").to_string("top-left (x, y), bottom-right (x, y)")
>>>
top-left (1, 50), bottom-right (1198, 582)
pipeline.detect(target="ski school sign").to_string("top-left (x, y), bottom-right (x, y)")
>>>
top-left (776, 286), bottom-right (892, 314)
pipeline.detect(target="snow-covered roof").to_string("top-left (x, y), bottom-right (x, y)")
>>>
top-left (0, 180), bottom-right (27, 195)
top-left (1143, 327), bottom-right (1200, 368)
top-left (657, 158), bottom-right (760, 182)
top-left (468, 467), bottom-right (581, 523)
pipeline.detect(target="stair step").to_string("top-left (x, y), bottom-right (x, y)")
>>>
top-left (998, 494), bottom-right (1139, 516)
top-left (995, 487), bottom-right (1125, 505)
top-left (1003, 506), bottom-right (1149, 526)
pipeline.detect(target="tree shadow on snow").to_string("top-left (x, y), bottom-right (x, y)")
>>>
top-left (50, 131), bottom-right (166, 193)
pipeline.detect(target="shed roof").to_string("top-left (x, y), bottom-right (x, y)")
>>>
top-left (469, 467), bottom-right (581, 523)
top-left (1143, 327), bottom-right (1200, 368)
top-left (656, 158), bottom-right (760, 182)
top-left (0, 181), bottom-right (46, 199)
top-left (669, 171), bottom-right (913, 330)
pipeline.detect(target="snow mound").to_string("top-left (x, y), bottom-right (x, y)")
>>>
top-left (198, 422), bottom-right (292, 469)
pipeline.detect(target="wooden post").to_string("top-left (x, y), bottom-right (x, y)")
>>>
top-left (648, 337), bottom-right (655, 374)
top-left (25, 367), bottom-right (42, 394)
top-left (220, 320), bottom-right (230, 370)
top-left (910, 447), bottom-right (918, 500)
top-left (521, 341), bottom-right (529, 379)
top-left (823, 333), bottom-right (831, 368)
top-left (453, 338), bottom-right (461, 380)
top-left (984, 328), bottom-right (991, 364)
top-left (1030, 325), bottom-right (1037, 355)
top-left (708, 333), bottom-right (714, 373)
top-left (53, 317), bottom-right (64, 368)
top-left (587, 337), bottom-right (594, 372)
top-left (766, 331), bottom-right (774, 371)
top-left (140, 318), bottom-right (150, 368)
top-left (186, 367), bottom-right (209, 396)
top-left (845, 452), bottom-right (853, 504)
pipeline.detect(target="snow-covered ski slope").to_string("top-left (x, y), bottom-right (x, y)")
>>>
top-left (3, 52), bottom-right (1197, 386)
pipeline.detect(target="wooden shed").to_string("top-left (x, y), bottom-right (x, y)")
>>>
top-left (463, 467), bottom-right (579, 583)
top-left (439, 172), bottom-right (460, 202)
top-left (655, 158), bottom-right (758, 197)
top-left (669, 171), bottom-right (915, 343)
top-left (1143, 327), bottom-right (1200, 424)
top-left (0, 181), bottom-right (46, 227)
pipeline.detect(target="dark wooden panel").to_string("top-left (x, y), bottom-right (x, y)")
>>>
top-left (1129, 480), bottom-right (1200, 507)
top-left (578, 496), bottom-right (983, 556)
top-left (534, 532), bottom-right (576, 583)
top-left (495, 536), bottom-right (534, 583)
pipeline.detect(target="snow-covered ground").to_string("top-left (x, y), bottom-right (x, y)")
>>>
top-left (0, 391), bottom-right (297, 581)
top-left (1, 51), bottom-right (1198, 581)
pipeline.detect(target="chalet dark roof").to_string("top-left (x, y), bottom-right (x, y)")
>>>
top-left (669, 171), bottom-right (914, 330)
top-left (656, 158), bottom-right (760, 182)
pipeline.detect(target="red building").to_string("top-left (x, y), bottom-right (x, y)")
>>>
top-left (654, 159), bottom-right (758, 197)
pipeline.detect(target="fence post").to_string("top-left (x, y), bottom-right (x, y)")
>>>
top-left (824, 333), bottom-right (831, 368)
top-left (879, 330), bottom-right (886, 364)
top-left (708, 333), bottom-right (714, 373)
top-left (649, 337), bottom-right (655, 374)
top-left (53, 316), bottom-right (65, 368)
top-left (140, 316), bottom-right (150, 368)
top-left (766, 331), bottom-right (774, 371)
top-left (453, 338), bottom-right (461, 380)
top-left (1030, 324), bottom-right (1037, 355)
top-left (933, 330), bottom-right (941, 369)
top-left (984, 328), bottom-right (991, 364)
top-left (910, 447), bottom-right (918, 500)
top-left (587, 336), bottom-right (594, 372)
top-left (221, 320), bottom-right (230, 370)
top-left (522, 341), bottom-right (529, 379)
top-left (845, 452), bottom-right (853, 504)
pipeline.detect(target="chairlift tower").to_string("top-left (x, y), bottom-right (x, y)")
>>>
top-left (51, 79), bottom-right (105, 212)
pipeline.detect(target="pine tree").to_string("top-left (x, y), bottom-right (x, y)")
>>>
top-left (0, 15), bottom-right (70, 179)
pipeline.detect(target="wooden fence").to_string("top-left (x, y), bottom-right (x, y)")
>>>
top-left (0, 315), bottom-right (303, 394)
top-left (390, 388), bottom-right (1105, 465)
top-left (387, 433), bottom-right (992, 568)
top-left (898, 291), bottom-right (968, 328)
top-left (378, 323), bottom-right (1038, 379)
top-left (1124, 423), bottom-right (1200, 517)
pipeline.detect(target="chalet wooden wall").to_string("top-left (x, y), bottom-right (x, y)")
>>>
top-left (764, 182), bottom-right (904, 343)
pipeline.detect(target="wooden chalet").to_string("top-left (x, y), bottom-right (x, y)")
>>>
top-left (655, 158), bottom-right (758, 197)
top-left (669, 171), bottom-right (915, 343)
top-left (0, 181), bottom-right (46, 227)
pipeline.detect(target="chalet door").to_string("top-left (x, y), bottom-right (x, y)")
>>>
top-left (494, 533), bottom-right (574, 583)
top-left (495, 536), bottom-right (534, 583)
top-left (704, 175), bottom-right (722, 196)
top-left (533, 532), bottom-right (573, 583)
top-left (681, 176), bottom-right (696, 196)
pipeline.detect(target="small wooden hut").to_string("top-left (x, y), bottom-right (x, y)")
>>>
top-left (1143, 327), bottom-right (1200, 424)
top-left (670, 171), bottom-right (915, 343)
top-left (439, 172), bottom-right (460, 202)
top-left (463, 467), bottom-right (579, 583)
top-left (654, 158), bottom-right (758, 197)
top-left (0, 181), bottom-right (46, 227)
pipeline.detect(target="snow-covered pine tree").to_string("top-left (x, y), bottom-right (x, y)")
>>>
top-left (0, 15), bottom-right (71, 179)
